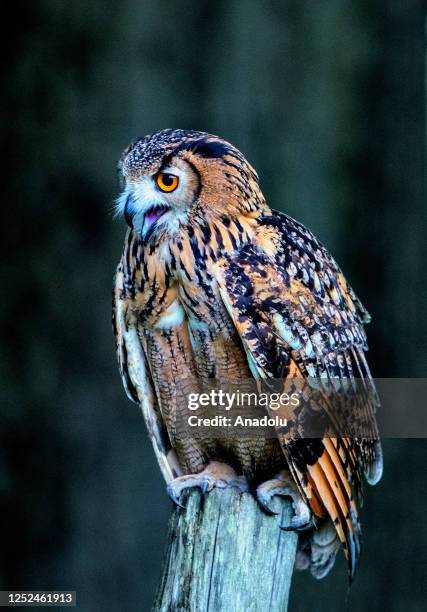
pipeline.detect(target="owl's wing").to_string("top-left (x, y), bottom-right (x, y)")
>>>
top-left (113, 264), bottom-right (182, 483)
top-left (214, 210), bottom-right (382, 577)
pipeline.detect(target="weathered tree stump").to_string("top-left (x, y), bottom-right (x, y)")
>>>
top-left (154, 488), bottom-right (297, 612)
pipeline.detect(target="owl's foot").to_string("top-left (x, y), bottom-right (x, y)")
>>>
top-left (167, 462), bottom-right (249, 508)
top-left (256, 470), bottom-right (312, 531)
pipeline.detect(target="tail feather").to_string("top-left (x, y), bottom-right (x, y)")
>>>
top-left (291, 437), bottom-right (362, 579)
top-left (307, 461), bottom-right (358, 578)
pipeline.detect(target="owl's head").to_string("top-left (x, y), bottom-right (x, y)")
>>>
top-left (115, 129), bottom-right (267, 240)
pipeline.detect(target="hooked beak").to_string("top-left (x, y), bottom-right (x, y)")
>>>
top-left (124, 194), bottom-right (135, 228)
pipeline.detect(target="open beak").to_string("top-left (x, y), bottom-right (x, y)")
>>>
top-left (141, 204), bottom-right (170, 238)
top-left (141, 204), bottom-right (170, 235)
top-left (124, 194), bottom-right (170, 237)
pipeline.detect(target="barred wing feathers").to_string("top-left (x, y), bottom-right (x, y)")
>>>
top-left (214, 210), bottom-right (383, 577)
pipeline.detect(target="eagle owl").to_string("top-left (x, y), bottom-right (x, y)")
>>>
top-left (113, 129), bottom-right (382, 579)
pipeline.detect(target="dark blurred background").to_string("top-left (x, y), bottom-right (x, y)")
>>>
top-left (1, 1), bottom-right (426, 611)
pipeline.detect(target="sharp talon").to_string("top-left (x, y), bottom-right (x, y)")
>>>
top-left (167, 486), bottom-right (186, 509)
top-left (263, 505), bottom-right (279, 517)
top-left (280, 520), bottom-right (312, 532)
top-left (258, 497), bottom-right (279, 516)
top-left (256, 470), bottom-right (312, 531)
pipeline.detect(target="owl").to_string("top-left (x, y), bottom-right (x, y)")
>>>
top-left (113, 129), bottom-right (382, 579)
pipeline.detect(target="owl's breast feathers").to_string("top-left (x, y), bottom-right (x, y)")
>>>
top-left (113, 207), bottom-right (382, 578)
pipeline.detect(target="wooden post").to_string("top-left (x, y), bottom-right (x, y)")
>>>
top-left (154, 488), bottom-right (297, 612)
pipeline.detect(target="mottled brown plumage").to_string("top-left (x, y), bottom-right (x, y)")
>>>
top-left (113, 129), bottom-right (382, 579)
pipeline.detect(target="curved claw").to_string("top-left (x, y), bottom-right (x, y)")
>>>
top-left (166, 484), bottom-right (186, 509)
top-left (257, 493), bottom-right (279, 516)
top-left (256, 470), bottom-right (313, 531)
top-left (200, 479), bottom-right (211, 495)
top-left (279, 496), bottom-right (312, 532)
top-left (280, 519), bottom-right (313, 532)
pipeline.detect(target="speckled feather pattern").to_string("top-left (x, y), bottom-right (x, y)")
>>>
top-left (113, 129), bottom-right (382, 578)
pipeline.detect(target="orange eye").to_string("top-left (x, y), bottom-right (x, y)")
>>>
top-left (155, 172), bottom-right (179, 193)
